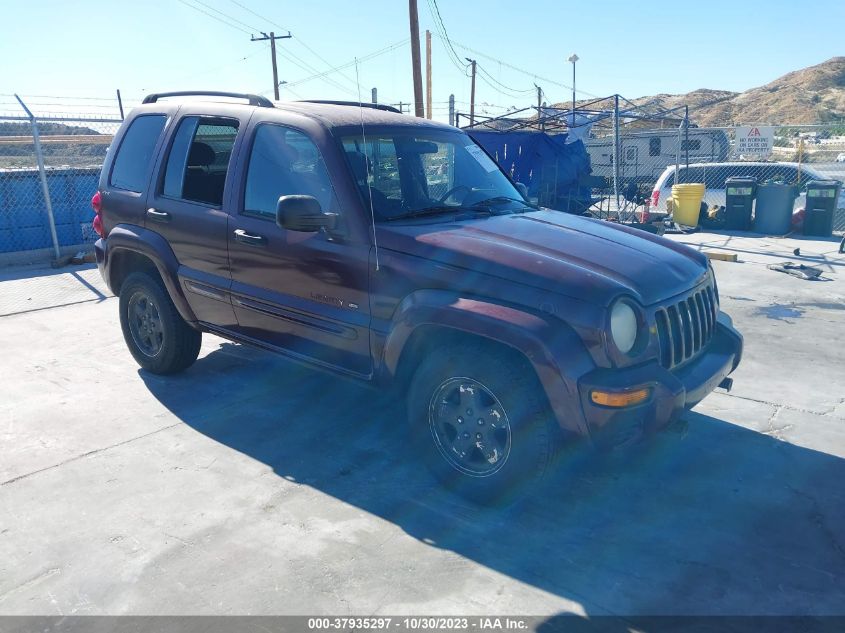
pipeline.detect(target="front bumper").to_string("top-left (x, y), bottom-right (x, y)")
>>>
top-left (576, 313), bottom-right (743, 447)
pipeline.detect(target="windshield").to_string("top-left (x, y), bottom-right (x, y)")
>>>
top-left (340, 128), bottom-right (529, 221)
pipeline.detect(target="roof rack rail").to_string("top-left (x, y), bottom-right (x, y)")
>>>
top-left (142, 91), bottom-right (274, 108)
top-left (297, 100), bottom-right (402, 114)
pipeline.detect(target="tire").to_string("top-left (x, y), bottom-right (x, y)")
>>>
top-left (119, 271), bottom-right (201, 375)
top-left (407, 341), bottom-right (554, 504)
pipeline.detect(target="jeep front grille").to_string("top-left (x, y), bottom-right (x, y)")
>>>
top-left (654, 283), bottom-right (718, 369)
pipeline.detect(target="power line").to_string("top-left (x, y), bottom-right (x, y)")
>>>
top-left (174, 0), bottom-right (352, 97)
top-left (191, 0), bottom-right (260, 32)
top-left (227, 0), bottom-right (287, 30)
top-left (424, 0), bottom-right (467, 74)
top-left (291, 37), bottom-right (360, 89)
top-left (175, 0), bottom-right (251, 34)
top-left (284, 39), bottom-right (410, 88)
top-left (442, 36), bottom-right (602, 99)
top-left (276, 47), bottom-right (359, 96)
top-left (225, 0), bottom-right (360, 90)
top-left (171, 45), bottom-right (269, 85)
top-left (475, 63), bottom-right (535, 97)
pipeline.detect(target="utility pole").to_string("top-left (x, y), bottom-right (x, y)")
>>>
top-left (448, 94), bottom-right (455, 127)
top-left (251, 31), bottom-right (291, 100)
top-left (466, 58), bottom-right (477, 126)
top-left (371, 88), bottom-right (378, 104)
top-left (535, 84), bottom-right (542, 131)
top-left (425, 29), bottom-right (432, 119)
top-left (408, 0), bottom-right (424, 117)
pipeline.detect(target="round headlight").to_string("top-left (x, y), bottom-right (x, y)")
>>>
top-left (610, 301), bottom-right (638, 355)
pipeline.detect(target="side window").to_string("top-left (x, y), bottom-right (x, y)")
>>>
top-left (161, 116), bottom-right (239, 207)
top-left (681, 139), bottom-right (702, 151)
top-left (243, 125), bottom-right (336, 220)
top-left (649, 136), bottom-right (661, 157)
top-left (109, 115), bottom-right (167, 192)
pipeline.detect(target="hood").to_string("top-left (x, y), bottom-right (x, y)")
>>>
top-left (377, 210), bottom-right (709, 306)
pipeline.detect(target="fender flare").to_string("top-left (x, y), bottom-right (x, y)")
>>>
top-left (381, 289), bottom-right (595, 435)
top-left (103, 224), bottom-right (198, 323)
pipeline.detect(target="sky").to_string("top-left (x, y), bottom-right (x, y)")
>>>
top-left (1, 0), bottom-right (843, 123)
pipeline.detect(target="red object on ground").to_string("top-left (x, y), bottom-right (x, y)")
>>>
top-left (791, 208), bottom-right (805, 231)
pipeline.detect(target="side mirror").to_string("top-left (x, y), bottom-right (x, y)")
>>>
top-left (276, 195), bottom-right (337, 232)
top-left (515, 182), bottom-right (529, 199)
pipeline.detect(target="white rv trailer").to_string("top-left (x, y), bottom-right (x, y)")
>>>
top-left (586, 128), bottom-right (730, 186)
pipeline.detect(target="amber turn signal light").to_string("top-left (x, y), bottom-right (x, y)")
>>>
top-left (590, 388), bottom-right (651, 408)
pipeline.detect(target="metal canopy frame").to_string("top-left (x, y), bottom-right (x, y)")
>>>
top-left (455, 94), bottom-right (692, 209)
top-left (456, 94), bottom-right (689, 133)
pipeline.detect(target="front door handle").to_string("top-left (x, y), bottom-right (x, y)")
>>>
top-left (233, 228), bottom-right (267, 246)
top-left (146, 208), bottom-right (171, 223)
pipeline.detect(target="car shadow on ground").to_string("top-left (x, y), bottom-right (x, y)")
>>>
top-left (140, 342), bottom-right (845, 616)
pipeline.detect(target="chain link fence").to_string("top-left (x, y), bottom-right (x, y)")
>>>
top-left (2, 93), bottom-right (843, 263)
top-left (0, 95), bottom-right (127, 259)
top-left (587, 122), bottom-right (845, 234)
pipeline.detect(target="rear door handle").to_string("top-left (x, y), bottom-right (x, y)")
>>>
top-left (233, 228), bottom-right (267, 246)
top-left (146, 208), bottom-right (171, 223)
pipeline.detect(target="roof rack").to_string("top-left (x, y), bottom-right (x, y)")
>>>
top-left (142, 91), bottom-right (274, 108)
top-left (297, 100), bottom-right (402, 114)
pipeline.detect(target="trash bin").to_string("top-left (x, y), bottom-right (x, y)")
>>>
top-left (671, 183), bottom-right (706, 226)
top-left (803, 179), bottom-right (842, 237)
top-left (754, 183), bottom-right (798, 235)
top-left (724, 177), bottom-right (756, 230)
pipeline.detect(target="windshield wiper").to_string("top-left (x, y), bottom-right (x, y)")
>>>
top-left (472, 195), bottom-right (538, 211)
top-left (384, 205), bottom-right (494, 221)
top-left (383, 195), bottom-right (537, 222)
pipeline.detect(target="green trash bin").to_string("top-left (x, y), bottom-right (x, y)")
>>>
top-left (754, 183), bottom-right (798, 235)
top-left (724, 177), bottom-right (756, 230)
top-left (803, 179), bottom-right (842, 237)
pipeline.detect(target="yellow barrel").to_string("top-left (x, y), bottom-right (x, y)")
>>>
top-left (671, 183), bottom-right (706, 226)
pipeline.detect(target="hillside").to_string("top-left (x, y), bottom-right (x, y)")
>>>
top-left (0, 121), bottom-right (101, 136)
top-left (686, 56), bottom-right (845, 125)
top-left (555, 57), bottom-right (845, 127)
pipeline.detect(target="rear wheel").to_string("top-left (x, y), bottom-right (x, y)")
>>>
top-left (408, 342), bottom-right (554, 504)
top-left (119, 271), bottom-right (201, 374)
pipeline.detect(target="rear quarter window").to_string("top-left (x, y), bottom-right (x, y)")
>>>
top-left (109, 115), bottom-right (167, 193)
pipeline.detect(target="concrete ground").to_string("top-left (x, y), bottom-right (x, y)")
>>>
top-left (0, 230), bottom-right (844, 618)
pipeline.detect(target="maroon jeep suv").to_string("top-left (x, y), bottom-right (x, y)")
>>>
top-left (93, 91), bottom-right (742, 500)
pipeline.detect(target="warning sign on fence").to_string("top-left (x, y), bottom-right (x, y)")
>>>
top-left (734, 126), bottom-right (774, 158)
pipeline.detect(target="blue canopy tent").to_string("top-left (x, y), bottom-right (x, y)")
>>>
top-left (466, 129), bottom-right (593, 212)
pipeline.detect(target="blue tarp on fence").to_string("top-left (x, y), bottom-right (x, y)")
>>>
top-left (0, 168), bottom-right (98, 253)
top-left (466, 130), bottom-right (592, 211)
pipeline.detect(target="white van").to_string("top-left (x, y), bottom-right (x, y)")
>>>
top-left (586, 129), bottom-right (730, 186)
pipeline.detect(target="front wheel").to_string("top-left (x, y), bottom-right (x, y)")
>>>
top-left (408, 342), bottom-right (554, 504)
top-left (119, 271), bottom-right (202, 374)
